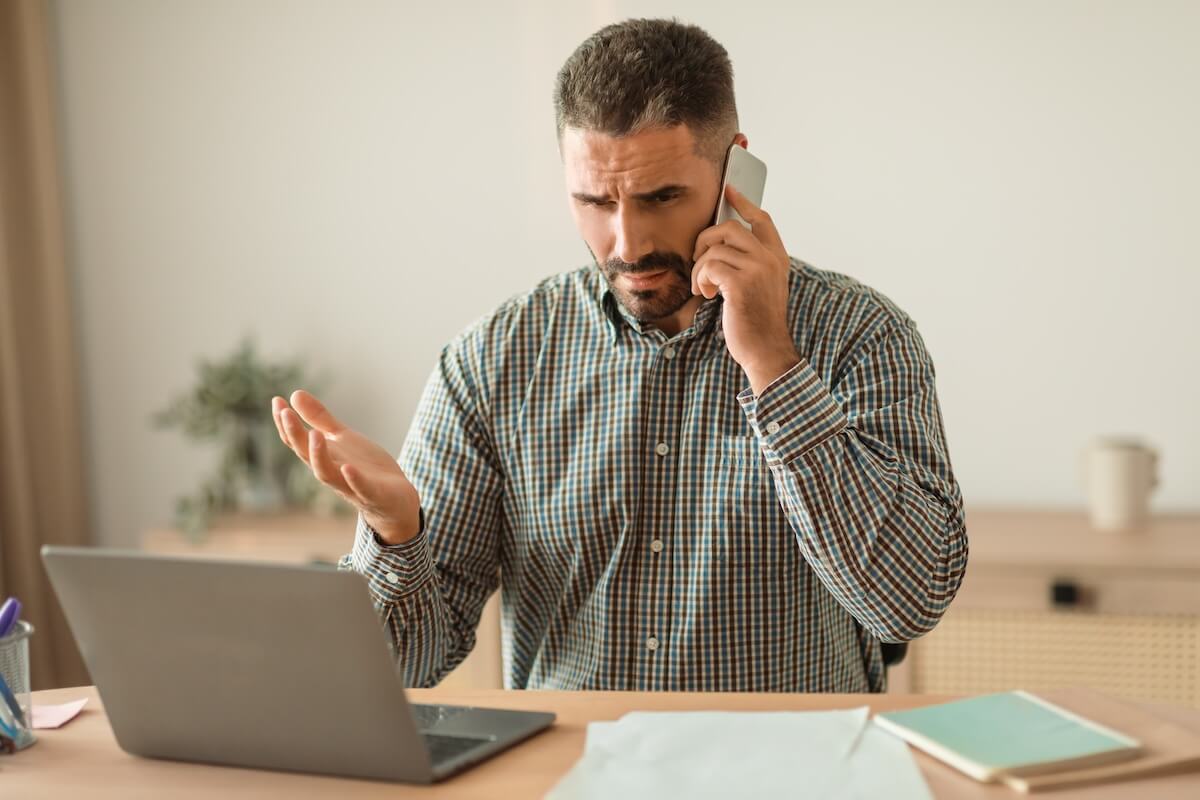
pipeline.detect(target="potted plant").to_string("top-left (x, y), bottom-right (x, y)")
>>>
top-left (153, 339), bottom-right (342, 538)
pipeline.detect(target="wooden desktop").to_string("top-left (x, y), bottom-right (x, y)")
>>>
top-left (9, 685), bottom-right (1200, 798)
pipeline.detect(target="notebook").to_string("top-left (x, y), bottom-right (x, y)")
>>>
top-left (1002, 688), bottom-right (1200, 794)
top-left (873, 690), bottom-right (1143, 782)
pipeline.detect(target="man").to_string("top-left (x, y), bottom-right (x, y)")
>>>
top-left (272, 18), bottom-right (967, 693)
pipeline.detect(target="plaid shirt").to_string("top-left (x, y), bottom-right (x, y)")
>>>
top-left (341, 259), bottom-right (967, 692)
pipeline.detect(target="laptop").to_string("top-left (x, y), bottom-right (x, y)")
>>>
top-left (41, 546), bottom-right (555, 783)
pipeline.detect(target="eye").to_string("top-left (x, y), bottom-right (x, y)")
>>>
top-left (650, 192), bottom-right (679, 204)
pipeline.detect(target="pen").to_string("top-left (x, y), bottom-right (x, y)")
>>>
top-left (0, 597), bottom-right (20, 639)
top-left (0, 671), bottom-right (26, 729)
top-left (0, 705), bottom-right (16, 740)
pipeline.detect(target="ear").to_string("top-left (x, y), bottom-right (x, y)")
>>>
top-left (733, 132), bottom-right (749, 149)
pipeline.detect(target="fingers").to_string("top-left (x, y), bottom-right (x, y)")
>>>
top-left (722, 184), bottom-right (761, 221)
top-left (693, 187), bottom-right (786, 262)
top-left (273, 393), bottom-right (314, 462)
top-left (308, 429), bottom-right (352, 495)
top-left (279, 407), bottom-right (312, 464)
top-left (278, 395), bottom-right (356, 501)
top-left (693, 219), bottom-right (759, 262)
top-left (692, 258), bottom-right (739, 300)
top-left (692, 245), bottom-right (749, 298)
top-left (724, 185), bottom-right (786, 253)
top-left (271, 396), bottom-right (288, 444)
top-left (274, 392), bottom-right (375, 508)
top-left (290, 390), bottom-right (346, 435)
top-left (695, 244), bottom-right (753, 275)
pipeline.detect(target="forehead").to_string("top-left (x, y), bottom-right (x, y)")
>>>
top-left (561, 125), bottom-right (708, 190)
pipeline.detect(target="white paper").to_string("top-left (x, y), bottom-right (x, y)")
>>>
top-left (845, 722), bottom-right (933, 799)
top-left (547, 708), bottom-right (931, 800)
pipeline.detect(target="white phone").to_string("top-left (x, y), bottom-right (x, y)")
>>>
top-left (713, 143), bottom-right (767, 229)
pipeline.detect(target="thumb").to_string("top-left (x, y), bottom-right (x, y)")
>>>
top-left (291, 390), bottom-right (345, 435)
top-left (341, 463), bottom-right (387, 507)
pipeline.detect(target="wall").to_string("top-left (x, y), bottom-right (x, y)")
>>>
top-left (51, 0), bottom-right (1199, 547)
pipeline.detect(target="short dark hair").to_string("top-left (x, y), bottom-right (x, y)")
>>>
top-left (553, 18), bottom-right (739, 165)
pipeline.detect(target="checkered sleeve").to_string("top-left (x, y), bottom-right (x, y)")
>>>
top-left (737, 320), bottom-right (968, 642)
top-left (338, 332), bottom-right (503, 687)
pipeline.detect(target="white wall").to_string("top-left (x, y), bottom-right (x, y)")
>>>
top-left (51, 0), bottom-right (1198, 548)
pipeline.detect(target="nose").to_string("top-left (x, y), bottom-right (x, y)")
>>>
top-left (613, 203), bottom-right (653, 266)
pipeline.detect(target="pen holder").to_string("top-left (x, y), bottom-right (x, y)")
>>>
top-left (0, 621), bottom-right (36, 751)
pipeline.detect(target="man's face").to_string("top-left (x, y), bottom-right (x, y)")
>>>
top-left (562, 125), bottom-right (722, 326)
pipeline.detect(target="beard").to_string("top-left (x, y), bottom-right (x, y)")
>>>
top-left (594, 249), bottom-right (695, 323)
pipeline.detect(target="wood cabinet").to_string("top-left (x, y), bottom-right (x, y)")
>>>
top-left (142, 512), bottom-right (503, 690)
top-left (888, 509), bottom-right (1200, 707)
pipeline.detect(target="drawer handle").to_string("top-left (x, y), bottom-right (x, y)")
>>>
top-left (1051, 580), bottom-right (1080, 608)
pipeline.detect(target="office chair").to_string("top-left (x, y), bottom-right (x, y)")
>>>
top-left (881, 642), bottom-right (908, 667)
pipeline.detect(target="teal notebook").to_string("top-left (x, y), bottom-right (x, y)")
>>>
top-left (873, 691), bottom-right (1143, 782)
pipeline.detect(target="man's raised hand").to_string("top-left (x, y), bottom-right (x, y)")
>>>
top-left (272, 390), bottom-right (422, 545)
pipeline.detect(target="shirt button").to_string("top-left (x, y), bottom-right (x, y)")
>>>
top-left (646, 636), bottom-right (660, 651)
top-left (650, 539), bottom-right (664, 553)
top-left (654, 442), bottom-right (670, 457)
top-left (765, 421), bottom-right (781, 435)
top-left (662, 345), bottom-right (676, 360)
top-left (385, 572), bottom-right (400, 585)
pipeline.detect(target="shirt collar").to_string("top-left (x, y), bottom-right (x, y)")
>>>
top-left (589, 267), bottom-right (724, 345)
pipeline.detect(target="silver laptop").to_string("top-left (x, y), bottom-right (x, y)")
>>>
top-left (41, 546), bottom-right (554, 783)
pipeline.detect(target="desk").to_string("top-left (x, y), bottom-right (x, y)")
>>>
top-left (9, 687), bottom-right (1200, 798)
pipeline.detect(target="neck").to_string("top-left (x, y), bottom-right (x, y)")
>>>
top-left (649, 295), bottom-right (704, 337)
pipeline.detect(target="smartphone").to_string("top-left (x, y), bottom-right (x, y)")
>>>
top-left (713, 143), bottom-right (767, 229)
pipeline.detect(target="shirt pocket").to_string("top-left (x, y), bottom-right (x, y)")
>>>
top-left (713, 436), bottom-right (798, 576)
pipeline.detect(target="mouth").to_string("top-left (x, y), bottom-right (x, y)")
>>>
top-left (622, 270), bottom-right (668, 290)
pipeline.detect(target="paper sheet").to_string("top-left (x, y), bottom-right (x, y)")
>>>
top-left (547, 708), bottom-right (931, 800)
top-left (32, 698), bottom-right (88, 729)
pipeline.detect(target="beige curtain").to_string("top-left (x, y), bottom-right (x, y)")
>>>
top-left (0, 0), bottom-right (90, 689)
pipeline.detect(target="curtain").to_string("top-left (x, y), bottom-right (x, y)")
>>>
top-left (0, 0), bottom-right (90, 689)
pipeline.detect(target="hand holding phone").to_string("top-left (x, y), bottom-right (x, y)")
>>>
top-left (694, 143), bottom-right (800, 395)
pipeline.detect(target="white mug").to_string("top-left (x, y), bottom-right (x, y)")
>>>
top-left (1081, 437), bottom-right (1159, 531)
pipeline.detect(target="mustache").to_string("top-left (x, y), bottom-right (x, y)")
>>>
top-left (605, 251), bottom-right (691, 277)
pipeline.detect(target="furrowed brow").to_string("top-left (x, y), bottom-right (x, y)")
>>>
top-left (632, 184), bottom-right (688, 201)
top-left (572, 185), bottom-right (689, 204)
top-left (572, 191), bottom-right (611, 204)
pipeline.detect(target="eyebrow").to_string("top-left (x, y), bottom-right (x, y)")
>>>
top-left (571, 184), bottom-right (689, 204)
